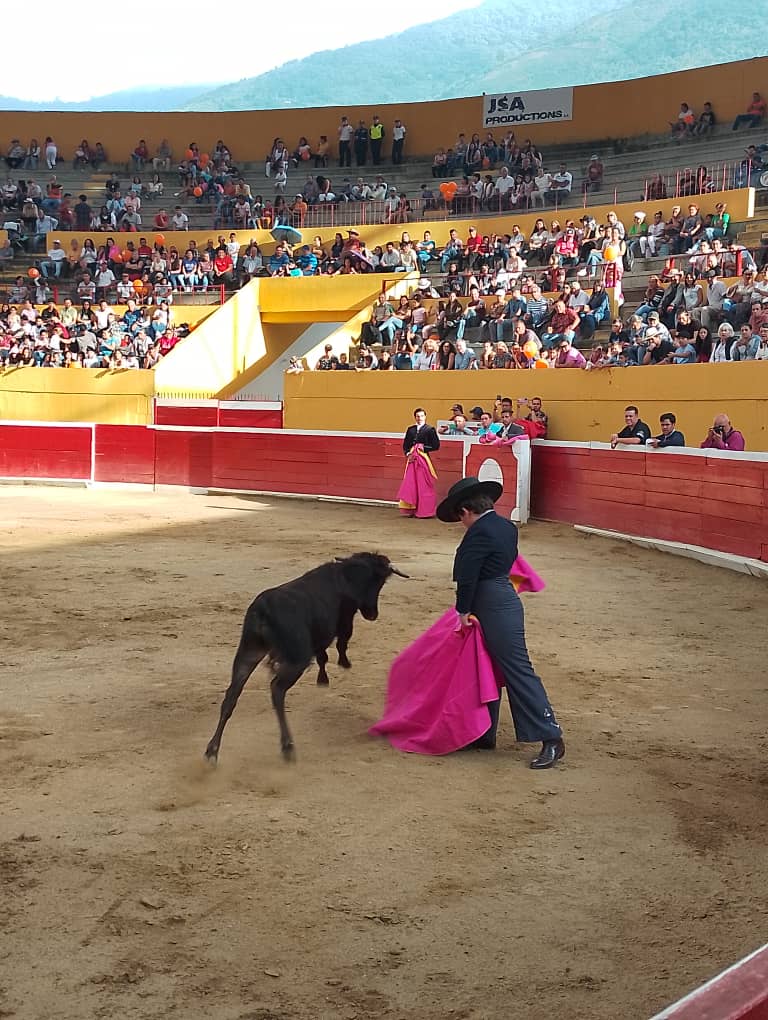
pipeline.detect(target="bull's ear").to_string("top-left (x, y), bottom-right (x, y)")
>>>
top-left (334, 556), bottom-right (345, 562)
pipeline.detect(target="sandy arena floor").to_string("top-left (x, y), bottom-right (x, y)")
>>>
top-left (1, 486), bottom-right (767, 1020)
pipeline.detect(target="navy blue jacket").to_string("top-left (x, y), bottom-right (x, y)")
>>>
top-left (452, 510), bottom-right (518, 614)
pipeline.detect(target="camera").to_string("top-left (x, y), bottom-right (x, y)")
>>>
top-left (713, 425), bottom-right (724, 434)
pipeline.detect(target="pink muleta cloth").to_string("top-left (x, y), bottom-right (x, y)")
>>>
top-left (370, 555), bottom-right (544, 754)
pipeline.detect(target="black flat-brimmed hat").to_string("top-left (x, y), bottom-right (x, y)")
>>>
top-left (437, 476), bottom-right (503, 523)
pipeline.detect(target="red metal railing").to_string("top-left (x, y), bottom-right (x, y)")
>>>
top-left (642, 160), bottom-right (755, 201)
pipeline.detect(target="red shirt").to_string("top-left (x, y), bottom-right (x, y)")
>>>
top-left (214, 253), bottom-right (233, 275)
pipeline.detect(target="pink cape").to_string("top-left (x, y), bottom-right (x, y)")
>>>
top-left (397, 448), bottom-right (437, 518)
top-left (370, 556), bottom-right (545, 755)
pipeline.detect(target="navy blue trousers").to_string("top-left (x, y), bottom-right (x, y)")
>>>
top-left (472, 577), bottom-right (562, 744)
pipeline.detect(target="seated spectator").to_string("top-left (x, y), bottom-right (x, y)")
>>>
top-left (453, 337), bottom-right (478, 369)
top-left (732, 92), bottom-right (767, 131)
top-left (153, 140), bottom-right (172, 170)
top-left (694, 102), bottom-right (716, 135)
top-left (583, 154), bottom-right (603, 194)
top-left (555, 338), bottom-right (586, 369)
top-left (477, 411), bottom-right (502, 438)
top-left (540, 299), bottom-right (579, 349)
top-left (578, 281), bottom-right (610, 340)
top-left (755, 322), bottom-right (768, 360)
top-left (679, 204), bottom-right (704, 251)
top-left (40, 238), bottom-right (66, 278)
top-left (6, 139), bottom-right (26, 169)
top-left (670, 334), bottom-right (697, 364)
top-left (700, 413), bottom-right (745, 451)
top-left (431, 148), bottom-right (448, 177)
top-left (315, 343), bottom-right (338, 370)
top-left (546, 164), bottom-right (572, 205)
top-left (131, 140), bottom-right (149, 171)
top-left (610, 406), bottom-right (651, 448)
top-left (670, 102), bottom-right (696, 136)
top-left (731, 324), bottom-right (760, 360)
top-left (648, 413), bottom-right (686, 448)
top-left (646, 174), bottom-right (668, 201)
top-left (709, 322), bottom-right (735, 362)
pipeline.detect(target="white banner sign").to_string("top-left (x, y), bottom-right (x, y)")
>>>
top-left (482, 87), bottom-right (574, 128)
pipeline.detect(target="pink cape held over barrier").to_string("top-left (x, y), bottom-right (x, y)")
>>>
top-left (370, 556), bottom-right (545, 754)
top-left (397, 447), bottom-right (437, 518)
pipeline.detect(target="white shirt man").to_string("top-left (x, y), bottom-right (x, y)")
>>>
top-left (171, 208), bottom-right (189, 230)
top-left (567, 282), bottom-right (590, 311)
top-left (550, 165), bottom-right (573, 196)
top-left (41, 239), bottom-right (66, 277)
top-left (96, 266), bottom-right (115, 291)
top-left (494, 167), bottom-right (515, 196)
top-left (94, 302), bottom-right (113, 329)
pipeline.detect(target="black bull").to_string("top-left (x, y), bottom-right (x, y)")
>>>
top-left (205, 552), bottom-right (408, 760)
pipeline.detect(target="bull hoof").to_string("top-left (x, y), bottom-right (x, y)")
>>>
top-left (204, 744), bottom-right (219, 763)
top-left (317, 676), bottom-right (329, 686)
top-left (338, 657), bottom-right (351, 670)
top-left (281, 743), bottom-right (295, 762)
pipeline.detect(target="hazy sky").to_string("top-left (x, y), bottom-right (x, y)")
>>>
top-left (0, 0), bottom-right (483, 102)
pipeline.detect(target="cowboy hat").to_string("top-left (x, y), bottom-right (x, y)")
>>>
top-left (436, 476), bottom-right (503, 523)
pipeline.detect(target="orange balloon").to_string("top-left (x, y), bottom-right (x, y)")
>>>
top-left (534, 359), bottom-right (550, 369)
top-left (193, 186), bottom-right (203, 197)
top-left (133, 279), bottom-right (143, 291)
top-left (604, 245), bottom-right (618, 261)
top-left (155, 233), bottom-right (165, 244)
top-left (439, 182), bottom-right (451, 197)
top-left (28, 267), bottom-right (40, 278)
top-left (200, 153), bottom-right (209, 164)
top-left (112, 252), bottom-right (122, 263)
top-left (446, 182), bottom-right (458, 198)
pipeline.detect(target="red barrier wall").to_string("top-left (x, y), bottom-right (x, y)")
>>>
top-left (532, 442), bottom-right (768, 563)
top-left (94, 425), bottom-right (157, 485)
top-left (652, 943), bottom-right (768, 1019)
top-left (153, 401), bottom-right (283, 430)
top-left (0, 424), bottom-right (92, 481)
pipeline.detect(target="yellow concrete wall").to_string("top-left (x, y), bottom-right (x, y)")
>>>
top-left (154, 278), bottom-right (266, 396)
top-left (283, 363), bottom-right (768, 451)
top-left (0, 367), bottom-right (154, 423)
top-left (1, 57), bottom-right (765, 158)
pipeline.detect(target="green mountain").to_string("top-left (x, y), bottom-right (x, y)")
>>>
top-left (182, 0), bottom-right (767, 112)
top-left (180, 0), bottom-right (629, 111)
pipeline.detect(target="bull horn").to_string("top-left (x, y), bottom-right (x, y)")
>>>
top-left (390, 567), bottom-right (410, 578)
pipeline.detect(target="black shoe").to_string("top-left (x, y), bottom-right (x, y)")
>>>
top-left (468, 735), bottom-right (496, 751)
top-left (530, 738), bottom-right (565, 769)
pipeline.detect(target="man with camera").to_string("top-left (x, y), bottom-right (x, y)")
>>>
top-left (700, 414), bottom-right (746, 451)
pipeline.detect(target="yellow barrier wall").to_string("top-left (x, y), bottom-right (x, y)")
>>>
top-left (53, 189), bottom-right (754, 262)
top-left (283, 363), bottom-right (768, 451)
top-left (0, 367), bottom-right (154, 423)
top-left (0, 57), bottom-right (765, 158)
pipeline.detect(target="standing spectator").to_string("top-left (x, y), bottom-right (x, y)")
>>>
top-left (338, 117), bottom-right (353, 168)
top-left (369, 116), bottom-right (384, 165)
top-left (131, 140), bottom-right (149, 171)
top-left (648, 413), bottom-right (686, 448)
top-left (610, 406), bottom-right (651, 448)
top-left (392, 119), bottom-right (407, 165)
top-left (700, 414), bottom-right (745, 451)
top-left (74, 194), bottom-right (91, 231)
top-left (732, 92), bottom-right (767, 131)
top-left (354, 121), bottom-right (368, 167)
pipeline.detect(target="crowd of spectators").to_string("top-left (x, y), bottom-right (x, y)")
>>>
top-left (0, 295), bottom-right (189, 369)
top-left (610, 405), bottom-right (746, 451)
